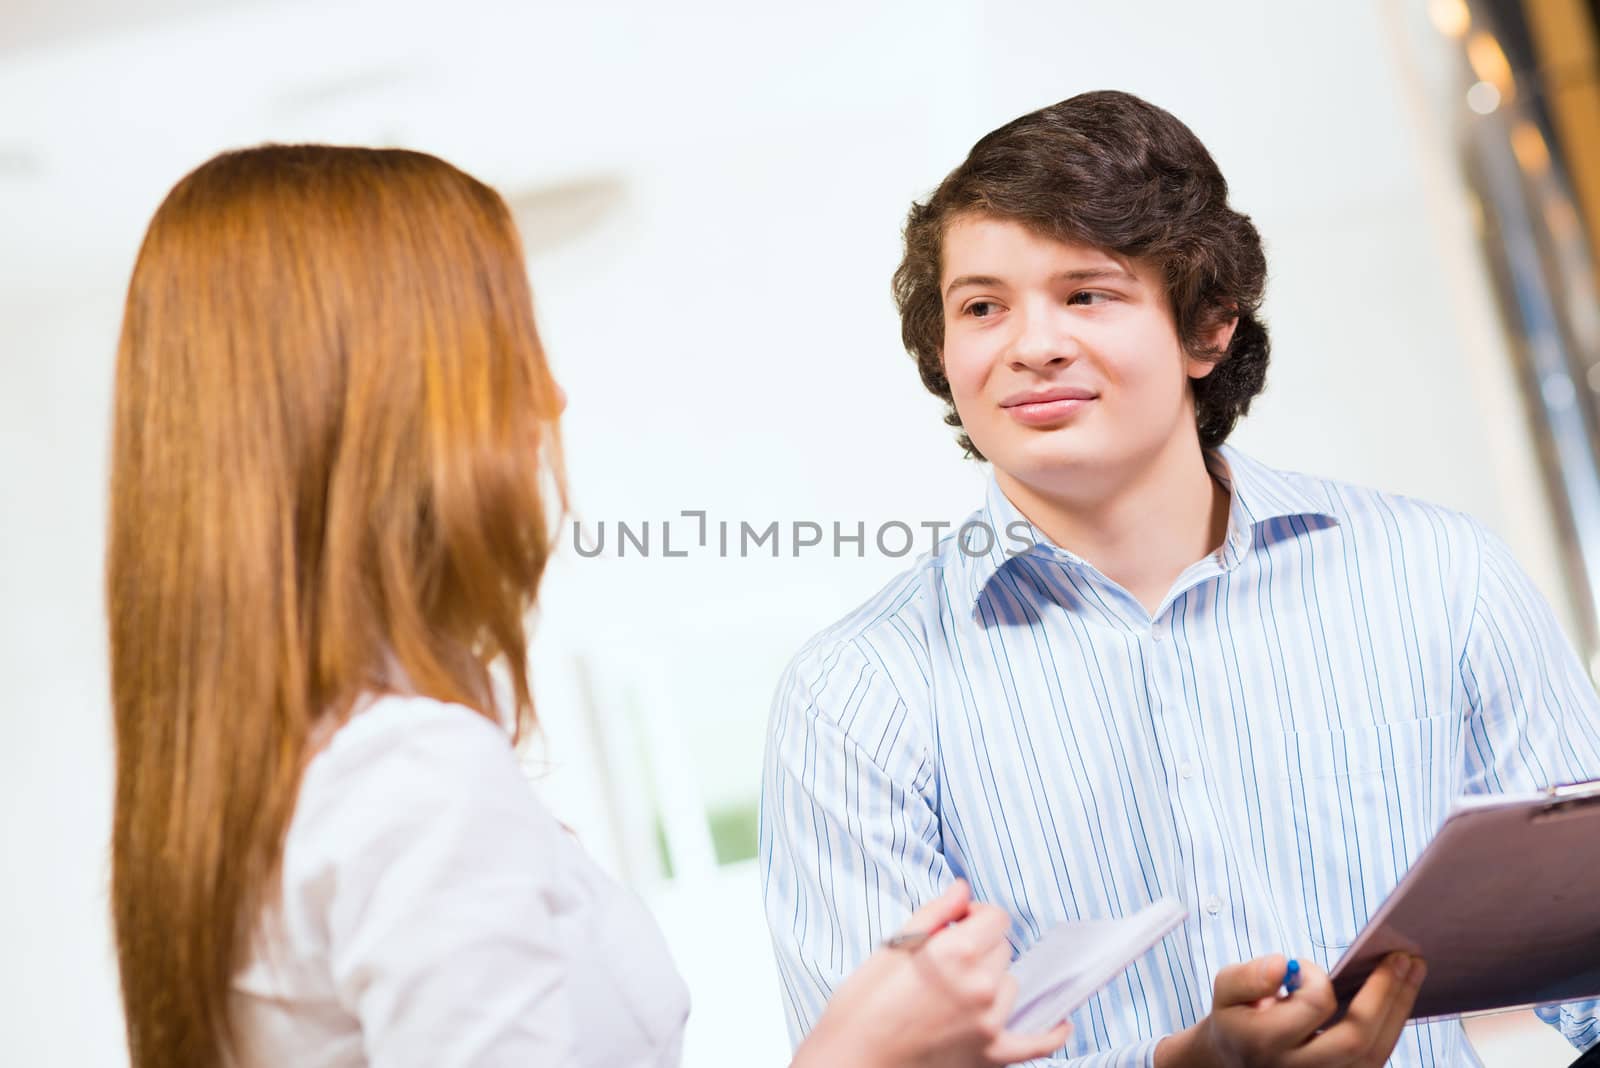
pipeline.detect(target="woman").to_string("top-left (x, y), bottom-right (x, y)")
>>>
top-left (106, 145), bottom-right (1071, 1067)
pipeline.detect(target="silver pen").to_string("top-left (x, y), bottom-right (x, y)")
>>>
top-left (882, 928), bottom-right (935, 951)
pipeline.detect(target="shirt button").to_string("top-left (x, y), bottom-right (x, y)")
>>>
top-left (1179, 761), bottom-right (1196, 780)
top-left (1204, 895), bottom-right (1223, 916)
top-left (1150, 622), bottom-right (1166, 642)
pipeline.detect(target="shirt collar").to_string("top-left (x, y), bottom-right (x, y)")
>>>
top-left (964, 444), bottom-right (1341, 607)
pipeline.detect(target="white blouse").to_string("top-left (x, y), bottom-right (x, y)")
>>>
top-left (229, 694), bottom-right (691, 1067)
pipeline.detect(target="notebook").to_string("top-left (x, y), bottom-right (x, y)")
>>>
top-left (1007, 898), bottom-right (1189, 1033)
top-left (1329, 779), bottom-right (1600, 1020)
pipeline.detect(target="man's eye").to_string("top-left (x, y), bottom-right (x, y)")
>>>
top-left (967, 301), bottom-right (999, 318)
top-left (1068, 291), bottom-right (1111, 306)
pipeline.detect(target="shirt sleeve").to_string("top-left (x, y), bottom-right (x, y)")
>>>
top-left (1458, 522), bottom-right (1600, 1051)
top-left (1019, 1043), bottom-right (1164, 1067)
top-left (760, 637), bottom-right (1178, 1066)
top-left (300, 704), bottom-right (579, 1066)
top-left (758, 636), bottom-right (953, 1044)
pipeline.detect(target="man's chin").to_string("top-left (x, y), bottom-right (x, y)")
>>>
top-left (983, 433), bottom-right (1100, 479)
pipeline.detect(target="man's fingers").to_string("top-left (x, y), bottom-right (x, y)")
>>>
top-left (1269, 960), bottom-right (1339, 1039)
top-left (1289, 954), bottom-right (1424, 1068)
top-left (1341, 953), bottom-right (1420, 1036)
top-left (1213, 955), bottom-right (1288, 1008)
top-left (1216, 958), bottom-right (1338, 1054)
top-left (1366, 957), bottom-right (1425, 1060)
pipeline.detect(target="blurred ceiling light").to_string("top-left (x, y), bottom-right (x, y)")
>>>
top-left (1466, 31), bottom-right (1515, 101)
top-left (1427, 0), bottom-right (1471, 39)
top-left (1466, 80), bottom-right (1502, 114)
top-left (507, 175), bottom-right (627, 256)
top-left (272, 65), bottom-right (422, 118)
top-left (1510, 120), bottom-right (1552, 175)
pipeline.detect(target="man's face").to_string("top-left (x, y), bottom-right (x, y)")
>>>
top-left (939, 213), bottom-right (1228, 497)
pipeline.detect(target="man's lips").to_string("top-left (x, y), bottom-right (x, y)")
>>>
top-left (1000, 387), bottom-right (1098, 427)
top-left (1000, 386), bottom-right (1099, 408)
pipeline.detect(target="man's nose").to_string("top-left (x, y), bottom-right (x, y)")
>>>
top-left (1005, 300), bottom-right (1078, 371)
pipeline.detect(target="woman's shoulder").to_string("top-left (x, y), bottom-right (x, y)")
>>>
top-left (290, 692), bottom-right (566, 867)
top-left (315, 693), bottom-right (521, 783)
top-left (311, 691), bottom-right (518, 775)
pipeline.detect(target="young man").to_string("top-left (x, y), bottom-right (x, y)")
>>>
top-left (759, 91), bottom-right (1600, 1067)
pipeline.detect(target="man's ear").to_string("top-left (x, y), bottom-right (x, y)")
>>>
top-left (1187, 309), bottom-right (1239, 380)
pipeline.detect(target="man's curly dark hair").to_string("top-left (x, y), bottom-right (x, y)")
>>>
top-left (892, 90), bottom-right (1270, 459)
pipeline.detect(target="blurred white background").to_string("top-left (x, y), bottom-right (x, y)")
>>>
top-left (0, 1), bottom-right (1587, 1065)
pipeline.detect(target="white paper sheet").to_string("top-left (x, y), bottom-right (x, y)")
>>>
top-left (1007, 898), bottom-right (1189, 1033)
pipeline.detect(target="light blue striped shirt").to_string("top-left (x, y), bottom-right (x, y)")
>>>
top-left (760, 446), bottom-right (1600, 1067)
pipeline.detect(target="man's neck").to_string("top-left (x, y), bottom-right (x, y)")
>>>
top-left (996, 437), bottom-right (1231, 618)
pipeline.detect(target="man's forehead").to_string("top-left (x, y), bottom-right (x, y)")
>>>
top-left (940, 214), bottom-right (1142, 284)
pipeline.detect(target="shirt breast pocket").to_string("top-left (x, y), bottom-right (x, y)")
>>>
top-left (1259, 713), bottom-right (1452, 952)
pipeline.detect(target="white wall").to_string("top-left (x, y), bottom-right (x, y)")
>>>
top-left (0, 2), bottom-right (1579, 1065)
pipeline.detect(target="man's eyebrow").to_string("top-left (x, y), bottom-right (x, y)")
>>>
top-left (1053, 266), bottom-right (1137, 284)
top-left (943, 266), bottom-right (1137, 299)
top-left (944, 274), bottom-right (1005, 298)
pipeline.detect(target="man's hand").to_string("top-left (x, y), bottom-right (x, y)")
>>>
top-left (1155, 952), bottom-right (1427, 1068)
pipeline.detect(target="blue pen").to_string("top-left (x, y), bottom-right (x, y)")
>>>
top-left (1277, 959), bottom-right (1302, 998)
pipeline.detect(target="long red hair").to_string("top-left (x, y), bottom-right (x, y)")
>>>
top-left (105, 144), bottom-right (565, 1065)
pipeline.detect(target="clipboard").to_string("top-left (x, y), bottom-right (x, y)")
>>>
top-left (1329, 779), bottom-right (1600, 1020)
